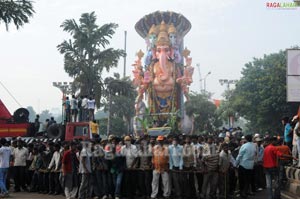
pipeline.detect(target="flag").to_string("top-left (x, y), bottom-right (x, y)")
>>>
top-left (213, 99), bottom-right (221, 108)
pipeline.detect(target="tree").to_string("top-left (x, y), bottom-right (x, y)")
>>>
top-left (99, 117), bottom-right (126, 137)
top-left (39, 110), bottom-right (53, 123)
top-left (185, 92), bottom-right (222, 133)
top-left (26, 106), bottom-right (36, 122)
top-left (0, 0), bottom-right (34, 30)
top-left (216, 89), bottom-right (239, 128)
top-left (57, 12), bottom-right (125, 107)
top-left (102, 73), bottom-right (136, 133)
top-left (229, 49), bottom-right (299, 134)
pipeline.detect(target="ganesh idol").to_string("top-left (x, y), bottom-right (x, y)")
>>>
top-left (132, 15), bottom-right (194, 130)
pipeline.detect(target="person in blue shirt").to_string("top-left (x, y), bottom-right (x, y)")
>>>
top-left (63, 96), bottom-right (71, 122)
top-left (282, 116), bottom-right (293, 150)
top-left (168, 136), bottom-right (183, 199)
top-left (236, 134), bottom-right (256, 198)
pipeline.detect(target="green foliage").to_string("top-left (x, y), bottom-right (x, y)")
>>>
top-left (229, 49), bottom-right (299, 133)
top-left (39, 110), bottom-right (53, 122)
top-left (0, 0), bottom-right (34, 30)
top-left (101, 74), bottom-right (136, 132)
top-left (102, 75), bottom-right (136, 117)
top-left (185, 92), bottom-right (222, 133)
top-left (167, 107), bottom-right (180, 134)
top-left (99, 117), bottom-right (126, 137)
top-left (136, 107), bottom-right (153, 133)
top-left (216, 89), bottom-right (239, 126)
top-left (57, 12), bottom-right (125, 107)
top-left (27, 107), bottom-right (63, 123)
top-left (26, 106), bottom-right (36, 122)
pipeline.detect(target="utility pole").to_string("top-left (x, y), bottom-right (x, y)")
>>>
top-left (52, 82), bottom-right (72, 124)
top-left (107, 89), bottom-right (112, 137)
top-left (123, 30), bottom-right (127, 78)
top-left (203, 71), bottom-right (211, 92)
top-left (196, 63), bottom-right (202, 92)
top-left (219, 79), bottom-right (238, 91)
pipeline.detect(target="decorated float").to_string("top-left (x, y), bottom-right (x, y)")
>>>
top-left (132, 11), bottom-right (194, 136)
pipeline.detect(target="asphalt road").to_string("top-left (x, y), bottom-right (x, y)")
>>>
top-left (7, 189), bottom-right (273, 199)
top-left (8, 192), bottom-right (65, 199)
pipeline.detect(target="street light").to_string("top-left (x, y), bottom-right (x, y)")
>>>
top-left (219, 79), bottom-right (238, 128)
top-left (196, 63), bottom-right (202, 92)
top-left (219, 79), bottom-right (238, 91)
top-left (52, 82), bottom-right (72, 124)
top-left (202, 71), bottom-right (211, 92)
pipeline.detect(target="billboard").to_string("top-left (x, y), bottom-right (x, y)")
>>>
top-left (287, 49), bottom-right (300, 102)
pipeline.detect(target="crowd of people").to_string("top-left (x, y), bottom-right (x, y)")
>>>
top-left (0, 119), bottom-right (299, 199)
top-left (0, 111), bottom-right (299, 199)
top-left (63, 95), bottom-right (96, 123)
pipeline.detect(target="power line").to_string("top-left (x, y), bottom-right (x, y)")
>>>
top-left (0, 80), bottom-right (22, 107)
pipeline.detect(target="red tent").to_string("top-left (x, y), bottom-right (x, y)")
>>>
top-left (0, 99), bottom-right (12, 123)
top-left (213, 99), bottom-right (221, 108)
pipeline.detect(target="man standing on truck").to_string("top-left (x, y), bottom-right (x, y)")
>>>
top-left (90, 120), bottom-right (99, 139)
top-left (64, 97), bottom-right (71, 123)
top-left (70, 95), bottom-right (78, 122)
top-left (48, 117), bottom-right (56, 127)
top-left (34, 115), bottom-right (40, 135)
top-left (81, 96), bottom-right (88, 122)
top-left (77, 96), bottom-right (82, 122)
top-left (87, 97), bottom-right (95, 121)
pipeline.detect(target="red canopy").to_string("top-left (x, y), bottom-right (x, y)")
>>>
top-left (213, 99), bottom-right (222, 108)
top-left (0, 99), bottom-right (12, 123)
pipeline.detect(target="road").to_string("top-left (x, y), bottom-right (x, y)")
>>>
top-left (9, 192), bottom-right (65, 199)
top-left (7, 189), bottom-right (273, 199)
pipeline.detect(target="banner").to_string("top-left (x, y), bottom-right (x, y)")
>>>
top-left (287, 49), bottom-right (300, 102)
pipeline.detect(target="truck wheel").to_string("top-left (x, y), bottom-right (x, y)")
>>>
top-left (13, 108), bottom-right (29, 123)
top-left (47, 123), bottom-right (64, 139)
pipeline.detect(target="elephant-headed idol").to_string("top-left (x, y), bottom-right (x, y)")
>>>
top-left (132, 15), bottom-right (194, 131)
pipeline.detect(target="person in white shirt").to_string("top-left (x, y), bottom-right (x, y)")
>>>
top-left (0, 138), bottom-right (11, 196)
top-left (78, 141), bottom-right (92, 199)
top-left (87, 97), bottom-right (96, 121)
top-left (48, 144), bottom-right (61, 195)
top-left (218, 143), bottom-right (232, 199)
top-left (201, 137), bottom-right (218, 199)
top-left (121, 136), bottom-right (138, 199)
top-left (81, 96), bottom-right (88, 121)
top-left (12, 140), bottom-right (29, 192)
top-left (254, 137), bottom-right (265, 190)
top-left (70, 95), bottom-right (78, 122)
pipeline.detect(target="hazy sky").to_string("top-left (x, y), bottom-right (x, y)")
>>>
top-left (1, 0), bottom-right (300, 114)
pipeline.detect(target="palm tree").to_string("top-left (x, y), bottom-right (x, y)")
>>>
top-left (57, 12), bottom-right (125, 107)
top-left (0, 0), bottom-right (34, 30)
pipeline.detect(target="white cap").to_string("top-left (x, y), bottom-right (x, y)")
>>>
top-left (226, 131), bottom-right (231, 137)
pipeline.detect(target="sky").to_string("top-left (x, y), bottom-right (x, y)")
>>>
top-left (0, 0), bottom-right (300, 115)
